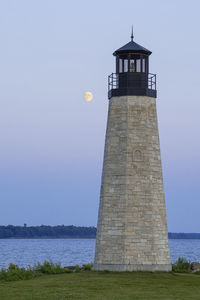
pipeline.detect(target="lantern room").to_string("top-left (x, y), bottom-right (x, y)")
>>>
top-left (108, 31), bottom-right (157, 99)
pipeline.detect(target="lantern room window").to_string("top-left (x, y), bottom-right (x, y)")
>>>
top-left (117, 56), bottom-right (148, 73)
top-left (130, 59), bottom-right (135, 72)
top-left (119, 59), bottom-right (123, 73)
top-left (124, 59), bottom-right (128, 72)
top-left (136, 59), bottom-right (141, 72)
top-left (142, 58), bottom-right (146, 72)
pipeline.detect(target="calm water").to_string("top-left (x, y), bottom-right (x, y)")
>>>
top-left (0, 239), bottom-right (199, 269)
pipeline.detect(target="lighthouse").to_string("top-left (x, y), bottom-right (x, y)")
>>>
top-left (94, 31), bottom-right (171, 271)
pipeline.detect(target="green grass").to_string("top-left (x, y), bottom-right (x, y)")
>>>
top-left (0, 271), bottom-right (200, 299)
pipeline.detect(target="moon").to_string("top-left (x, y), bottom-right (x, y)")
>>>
top-left (84, 91), bottom-right (93, 102)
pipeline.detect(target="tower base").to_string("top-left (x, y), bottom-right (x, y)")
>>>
top-left (93, 263), bottom-right (172, 272)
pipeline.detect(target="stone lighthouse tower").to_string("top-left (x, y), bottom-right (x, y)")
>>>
top-left (94, 31), bottom-right (171, 272)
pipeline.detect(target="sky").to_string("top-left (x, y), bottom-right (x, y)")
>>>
top-left (0, 0), bottom-right (200, 232)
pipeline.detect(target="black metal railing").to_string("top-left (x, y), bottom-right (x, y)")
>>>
top-left (108, 73), bottom-right (119, 91)
top-left (108, 72), bottom-right (156, 92)
top-left (148, 73), bottom-right (156, 90)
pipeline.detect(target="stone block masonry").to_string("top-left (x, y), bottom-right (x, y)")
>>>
top-left (94, 95), bottom-right (171, 271)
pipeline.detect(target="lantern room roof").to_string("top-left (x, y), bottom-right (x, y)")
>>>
top-left (113, 28), bottom-right (152, 56)
top-left (113, 40), bottom-right (152, 56)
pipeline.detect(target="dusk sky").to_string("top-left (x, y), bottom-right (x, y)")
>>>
top-left (0, 0), bottom-right (200, 232)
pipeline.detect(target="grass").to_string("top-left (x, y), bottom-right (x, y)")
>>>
top-left (0, 271), bottom-right (200, 299)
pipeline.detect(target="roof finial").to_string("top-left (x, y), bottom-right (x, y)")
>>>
top-left (131, 26), bottom-right (134, 41)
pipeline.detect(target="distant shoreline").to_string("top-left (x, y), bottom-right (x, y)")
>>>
top-left (0, 237), bottom-right (96, 239)
top-left (1, 237), bottom-right (200, 240)
top-left (1, 225), bottom-right (200, 239)
top-left (0, 225), bottom-right (96, 239)
top-left (0, 236), bottom-right (96, 240)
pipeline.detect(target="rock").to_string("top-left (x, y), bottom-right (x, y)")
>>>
top-left (191, 262), bottom-right (200, 272)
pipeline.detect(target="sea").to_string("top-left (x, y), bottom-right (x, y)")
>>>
top-left (0, 239), bottom-right (199, 269)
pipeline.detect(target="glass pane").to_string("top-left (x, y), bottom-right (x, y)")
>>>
top-left (124, 59), bottom-right (128, 72)
top-left (142, 58), bottom-right (145, 72)
top-left (119, 59), bottom-right (123, 73)
top-left (130, 59), bottom-right (135, 72)
top-left (136, 59), bottom-right (141, 72)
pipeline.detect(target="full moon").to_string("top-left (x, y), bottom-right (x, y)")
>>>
top-left (84, 91), bottom-right (93, 102)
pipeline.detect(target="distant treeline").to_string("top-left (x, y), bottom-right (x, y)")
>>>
top-left (0, 226), bottom-right (200, 239)
top-left (168, 232), bottom-right (200, 239)
top-left (0, 225), bottom-right (96, 239)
